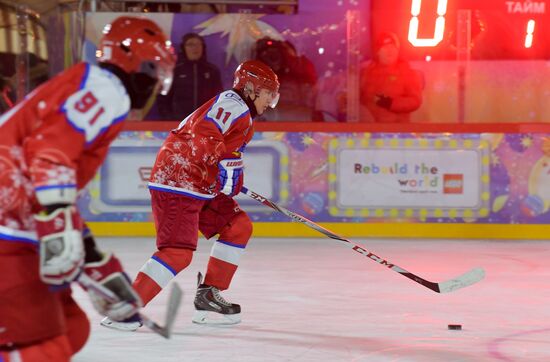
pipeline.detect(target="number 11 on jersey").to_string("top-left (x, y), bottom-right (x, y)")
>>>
top-left (215, 107), bottom-right (231, 124)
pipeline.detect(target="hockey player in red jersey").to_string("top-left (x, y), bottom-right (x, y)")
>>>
top-left (101, 60), bottom-right (279, 329)
top-left (0, 16), bottom-right (175, 361)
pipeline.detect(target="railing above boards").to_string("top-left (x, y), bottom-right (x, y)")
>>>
top-left (109, 0), bottom-right (298, 4)
top-left (123, 121), bottom-right (550, 134)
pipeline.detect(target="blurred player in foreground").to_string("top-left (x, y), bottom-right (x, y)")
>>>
top-left (0, 16), bottom-right (175, 361)
top-left (102, 60), bottom-right (279, 330)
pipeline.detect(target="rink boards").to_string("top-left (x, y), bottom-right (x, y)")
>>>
top-left (80, 125), bottom-right (550, 239)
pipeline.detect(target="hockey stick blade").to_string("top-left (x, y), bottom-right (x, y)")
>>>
top-left (140, 283), bottom-right (182, 338)
top-left (241, 186), bottom-right (485, 294)
top-left (436, 267), bottom-right (485, 293)
top-left (78, 273), bottom-right (183, 338)
top-left (160, 283), bottom-right (183, 338)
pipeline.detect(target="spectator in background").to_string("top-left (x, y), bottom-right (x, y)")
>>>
top-left (360, 32), bottom-right (423, 123)
top-left (254, 37), bottom-right (318, 121)
top-left (157, 33), bottom-right (222, 120)
top-left (314, 71), bottom-right (348, 122)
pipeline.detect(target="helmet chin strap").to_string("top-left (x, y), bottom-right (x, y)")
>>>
top-left (247, 94), bottom-right (260, 119)
top-left (234, 88), bottom-right (258, 119)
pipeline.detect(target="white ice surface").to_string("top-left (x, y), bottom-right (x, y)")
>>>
top-left (73, 237), bottom-right (550, 362)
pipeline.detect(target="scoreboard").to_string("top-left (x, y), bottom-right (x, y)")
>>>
top-left (371, 0), bottom-right (550, 60)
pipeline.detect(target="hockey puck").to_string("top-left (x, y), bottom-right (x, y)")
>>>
top-left (448, 324), bottom-right (462, 330)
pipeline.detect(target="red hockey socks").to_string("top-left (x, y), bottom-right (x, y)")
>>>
top-left (204, 213), bottom-right (252, 290)
top-left (133, 247), bottom-right (192, 306)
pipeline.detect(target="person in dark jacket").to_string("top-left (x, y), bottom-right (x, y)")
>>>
top-left (359, 32), bottom-right (423, 123)
top-left (157, 33), bottom-right (223, 120)
top-left (253, 37), bottom-right (318, 121)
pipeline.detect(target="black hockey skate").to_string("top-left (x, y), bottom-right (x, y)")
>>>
top-left (192, 272), bottom-right (241, 325)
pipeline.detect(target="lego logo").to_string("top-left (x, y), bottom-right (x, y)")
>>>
top-left (443, 174), bottom-right (463, 194)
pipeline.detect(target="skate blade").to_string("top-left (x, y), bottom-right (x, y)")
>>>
top-left (192, 310), bottom-right (241, 325)
top-left (100, 317), bottom-right (141, 332)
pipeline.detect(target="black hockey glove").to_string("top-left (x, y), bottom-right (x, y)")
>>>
top-left (375, 94), bottom-right (393, 110)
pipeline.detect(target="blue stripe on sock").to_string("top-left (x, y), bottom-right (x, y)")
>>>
top-left (217, 239), bottom-right (246, 249)
top-left (151, 255), bottom-right (177, 276)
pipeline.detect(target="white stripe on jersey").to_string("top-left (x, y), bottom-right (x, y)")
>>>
top-left (148, 182), bottom-right (215, 200)
top-left (0, 225), bottom-right (38, 244)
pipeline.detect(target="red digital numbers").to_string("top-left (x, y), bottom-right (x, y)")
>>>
top-left (407, 0), bottom-right (539, 51)
top-left (524, 19), bottom-right (535, 48)
top-left (215, 107), bottom-right (231, 124)
top-left (408, 0), bottom-right (448, 47)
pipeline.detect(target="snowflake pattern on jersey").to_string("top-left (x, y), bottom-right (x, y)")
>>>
top-left (5, 217), bottom-right (21, 230)
top-left (172, 154), bottom-right (190, 167)
top-left (187, 141), bottom-right (199, 157)
top-left (153, 169), bottom-right (168, 184)
top-left (0, 145), bottom-right (36, 231)
top-left (9, 170), bottom-right (24, 188)
top-left (31, 156), bottom-right (77, 188)
top-left (44, 166), bottom-right (75, 185)
top-left (9, 146), bottom-right (26, 171)
top-left (0, 185), bottom-right (15, 209)
top-left (150, 136), bottom-right (220, 195)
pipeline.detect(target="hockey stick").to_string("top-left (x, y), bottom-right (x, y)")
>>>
top-left (78, 273), bottom-right (183, 338)
top-left (241, 186), bottom-right (485, 294)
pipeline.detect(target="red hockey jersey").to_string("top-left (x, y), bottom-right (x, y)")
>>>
top-left (0, 62), bottom-right (130, 244)
top-left (149, 90), bottom-right (253, 199)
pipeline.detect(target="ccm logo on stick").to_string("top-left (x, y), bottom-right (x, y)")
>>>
top-left (353, 245), bottom-right (395, 268)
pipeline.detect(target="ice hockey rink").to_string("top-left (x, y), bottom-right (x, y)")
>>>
top-left (74, 236), bottom-right (550, 362)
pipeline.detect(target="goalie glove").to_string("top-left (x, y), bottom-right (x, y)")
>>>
top-left (217, 153), bottom-right (244, 197)
top-left (83, 253), bottom-right (143, 322)
top-left (34, 206), bottom-right (85, 285)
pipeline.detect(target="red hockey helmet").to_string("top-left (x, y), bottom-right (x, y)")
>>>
top-left (233, 60), bottom-right (280, 108)
top-left (97, 16), bottom-right (176, 95)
